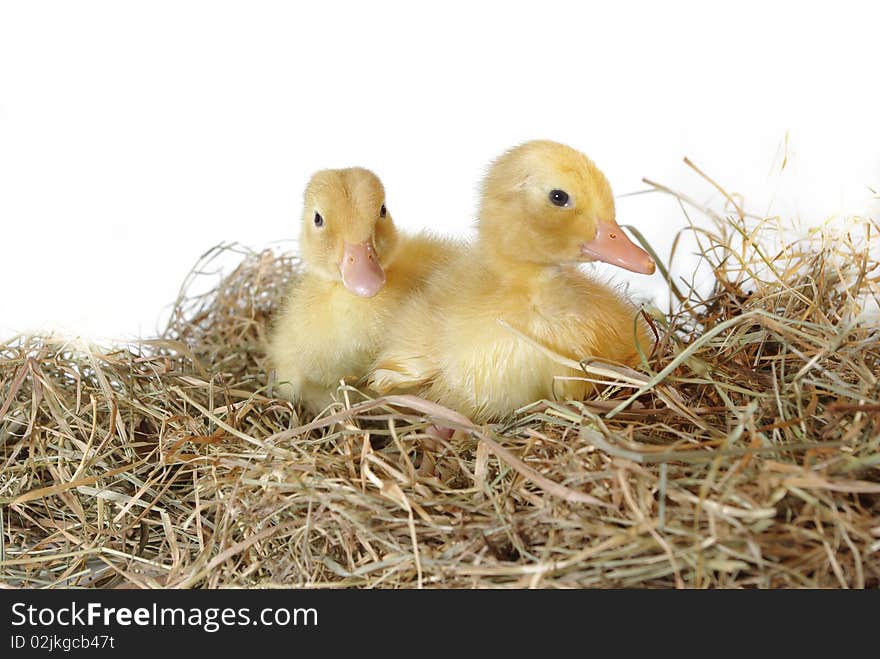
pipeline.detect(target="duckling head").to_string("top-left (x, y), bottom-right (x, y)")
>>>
top-left (300, 167), bottom-right (399, 297)
top-left (478, 140), bottom-right (655, 275)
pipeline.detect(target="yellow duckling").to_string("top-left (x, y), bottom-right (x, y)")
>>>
top-left (268, 167), bottom-right (454, 416)
top-left (369, 140), bottom-right (656, 422)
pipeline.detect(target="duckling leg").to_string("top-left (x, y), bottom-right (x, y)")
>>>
top-left (416, 426), bottom-right (453, 479)
top-left (271, 367), bottom-right (305, 403)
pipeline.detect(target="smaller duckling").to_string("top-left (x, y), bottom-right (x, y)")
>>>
top-left (268, 167), bottom-right (454, 416)
top-left (369, 140), bottom-right (656, 422)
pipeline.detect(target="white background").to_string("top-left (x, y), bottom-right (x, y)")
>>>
top-left (1, 1), bottom-right (878, 340)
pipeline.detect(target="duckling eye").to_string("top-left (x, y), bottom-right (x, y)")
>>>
top-left (549, 189), bottom-right (570, 207)
top-left (313, 212), bottom-right (324, 228)
top-left (380, 204), bottom-right (387, 218)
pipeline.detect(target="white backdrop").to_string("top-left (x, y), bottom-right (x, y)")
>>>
top-left (1, 1), bottom-right (878, 339)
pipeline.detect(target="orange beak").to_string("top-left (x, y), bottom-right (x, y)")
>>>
top-left (580, 220), bottom-right (655, 275)
top-left (340, 241), bottom-right (386, 297)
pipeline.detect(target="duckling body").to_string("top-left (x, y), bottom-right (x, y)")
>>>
top-left (370, 140), bottom-right (655, 422)
top-left (268, 168), bottom-right (453, 416)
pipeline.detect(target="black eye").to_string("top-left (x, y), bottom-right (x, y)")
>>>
top-left (380, 204), bottom-right (387, 218)
top-left (313, 212), bottom-right (324, 227)
top-left (549, 189), bottom-right (570, 207)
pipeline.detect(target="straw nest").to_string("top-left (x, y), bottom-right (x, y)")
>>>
top-left (2, 173), bottom-right (878, 589)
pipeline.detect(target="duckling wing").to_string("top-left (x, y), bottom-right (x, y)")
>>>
top-left (367, 278), bottom-right (444, 395)
top-left (368, 350), bottom-right (437, 394)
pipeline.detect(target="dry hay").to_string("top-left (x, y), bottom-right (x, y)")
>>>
top-left (1, 174), bottom-right (879, 589)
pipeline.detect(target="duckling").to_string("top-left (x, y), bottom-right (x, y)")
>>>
top-left (268, 167), bottom-right (454, 416)
top-left (369, 140), bottom-right (656, 423)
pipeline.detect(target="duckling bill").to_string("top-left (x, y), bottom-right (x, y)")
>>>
top-left (579, 219), bottom-right (655, 274)
top-left (340, 239), bottom-right (385, 297)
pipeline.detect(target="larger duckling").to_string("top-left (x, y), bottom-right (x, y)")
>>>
top-left (369, 140), bottom-right (656, 422)
top-left (268, 167), bottom-right (454, 416)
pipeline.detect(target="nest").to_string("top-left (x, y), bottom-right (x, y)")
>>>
top-left (1, 175), bottom-right (879, 589)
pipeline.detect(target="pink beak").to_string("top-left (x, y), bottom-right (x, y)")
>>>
top-left (580, 220), bottom-right (655, 275)
top-left (340, 241), bottom-right (386, 297)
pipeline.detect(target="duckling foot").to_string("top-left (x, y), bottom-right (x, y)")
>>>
top-left (414, 426), bottom-right (453, 479)
top-left (427, 424), bottom-right (455, 441)
top-left (416, 447), bottom-right (437, 479)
